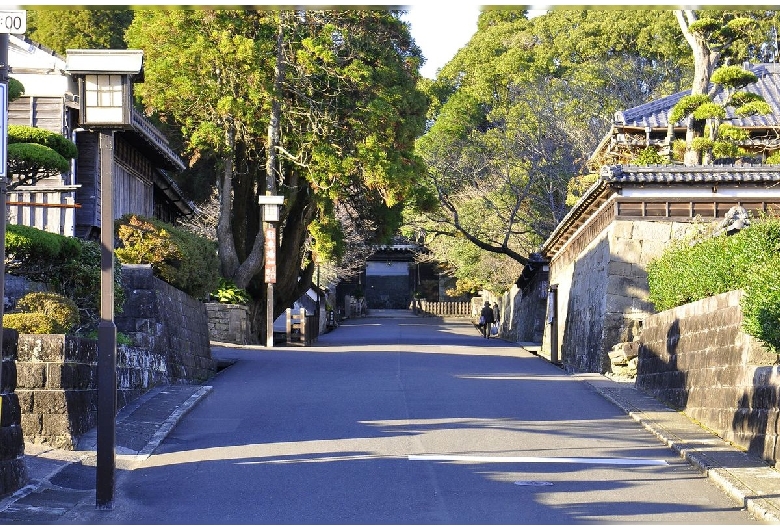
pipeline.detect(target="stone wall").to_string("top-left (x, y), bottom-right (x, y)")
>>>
top-left (637, 290), bottom-right (780, 464)
top-left (544, 218), bottom-right (686, 373)
top-left (13, 264), bottom-right (215, 450)
top-left (117, 264), bottom-right (215, 383)
top-left (16, 335), bottom-right (98, 449)
top-left (500, 274), bottom-right (548, 345)
top-left (0, 329), bottom-right (27, 497)
top-left (206, 303), bottom-right (256, 345)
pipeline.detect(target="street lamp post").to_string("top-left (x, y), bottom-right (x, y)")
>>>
top-left (258, 195), bottom-right (284, 348)
top-left (65, 48), bottom-right (143, 510)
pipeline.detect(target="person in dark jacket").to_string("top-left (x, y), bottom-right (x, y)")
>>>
top-left (479, 301), bottom-right (495, 339)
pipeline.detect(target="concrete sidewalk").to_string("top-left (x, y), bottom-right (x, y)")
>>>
top-left (2, 357), bottom-right (780, 523)
top-left (0, 384), bottom-right (211, 524)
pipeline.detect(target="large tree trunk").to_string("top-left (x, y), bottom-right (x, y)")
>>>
top-left (217, 126), bottom-right (240, 277)
top-left (675, 10), bottom-right (719, 166)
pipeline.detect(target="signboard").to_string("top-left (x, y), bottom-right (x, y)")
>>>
top-left (0, 11), bottom-right (25, 34)
top-left (264, 226), bottom-right (276, 284)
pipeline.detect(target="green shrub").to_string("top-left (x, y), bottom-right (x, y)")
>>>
top-left (8, 125), bottom-right (78, 159)
top-left (115, 214), bottom-right (220, 300)
top-left (6, 223), bottom-right (81, 265)
top-left (211, 278), bottom-right (250, 304)
top-left (15, 292), bottom-right (79, 333)
top-left (647, 215), bottom-right (780, 352)
top-left (5, 225), bottom-right (124, 333)
top-left (3, 312), bottom-right (59, 334)
top-left (633, 146), bottom-right (668, 165)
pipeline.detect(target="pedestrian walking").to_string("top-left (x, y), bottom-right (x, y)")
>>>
top-left (479, 301), bottom-right (495, 339)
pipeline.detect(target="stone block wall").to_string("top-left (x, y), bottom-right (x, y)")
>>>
top-left (637, 290), bottom-right (780, 464)
top-left (544, 218), bottom-right (686, 374)
top-left (206, 303), bottom-right (256, 345)
top-left (0, 328), bottom-right (27, 497)
top-left (13, 264), bottom-right (215, 450)
top-left (15, 335), bottom-right (98, 450)
top-left (117, 264), bottom-right (216, 383)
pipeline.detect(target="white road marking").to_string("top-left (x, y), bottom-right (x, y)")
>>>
top-left (408, 454), bottom-right (668, 466)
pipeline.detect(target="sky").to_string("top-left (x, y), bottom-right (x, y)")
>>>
top-left (400, 4), bottom-right (483, 79)
top-left (400, 4), bottom-right (551, 79)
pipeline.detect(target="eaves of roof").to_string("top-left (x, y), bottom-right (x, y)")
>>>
top-left (600, 163), bottom-right (780, 184)
top-left (153, 169), bottom-right (194, 217)
top-left (540, 177), bottom-right (610, 256)
top-left (541, 163), bottom-right (780, 257)
top-left (127, 108), bottom-right (186, 172)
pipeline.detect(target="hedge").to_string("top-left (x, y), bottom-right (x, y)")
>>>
top-left (115, 214), bottom-right (220, 300)
top-left (647, 215), bottom-right (780, 352)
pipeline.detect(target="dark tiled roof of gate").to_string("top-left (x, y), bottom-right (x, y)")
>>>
top-left (600, 164), bottom-right (780, 183)
top-left (615, 64), bottom-right (780, 128)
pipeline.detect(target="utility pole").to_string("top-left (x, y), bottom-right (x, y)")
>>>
top-left (0, 9), bottom-right (25, 428)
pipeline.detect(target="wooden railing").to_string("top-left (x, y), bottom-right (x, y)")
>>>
top-left (415, 300), bottom-right (472, 317)
top-left (286, 308), bottom-right (319, 346)
top-left (7, 186), bottom-right (80, 236)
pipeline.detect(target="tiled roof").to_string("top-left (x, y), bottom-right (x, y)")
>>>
top-left (541, 163), bottom-right (780, 256)
top-left (600, 164), bottom-right (780, 183)
top-left (615, 63), bottom-right (780, 128)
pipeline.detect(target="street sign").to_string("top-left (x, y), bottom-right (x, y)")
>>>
top-left (0, 11), bottom-right (25, 34)
top-left (264, 226), bottom-right (276, 284)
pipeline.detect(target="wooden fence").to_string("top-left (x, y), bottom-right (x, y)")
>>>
top-left (286, 308), bottom-right (319, 346)
top-left (7, 186), bottom-right (80, 236)
top-left (416, 300), bottom-right (472, 317)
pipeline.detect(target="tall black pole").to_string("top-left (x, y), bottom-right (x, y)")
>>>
top-left (96, 129), bottom-right (116, 509)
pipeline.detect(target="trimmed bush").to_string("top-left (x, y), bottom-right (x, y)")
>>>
top-left (5, 225), bottom-right (124, 333)
top-left (647, 215), bottom-right (780, 352)
top-left (3, 312), bottom-right (59, 334)
top-left (15, 292), bottom-right (79, 334)
top-left (115, 214), bottom-right (220, 300)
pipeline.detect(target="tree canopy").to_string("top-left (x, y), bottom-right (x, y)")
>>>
top-left (406, 8), bottom-right (693, 293)
top-left (126, 9), bottom-right (428, 340)
top-left (26, 8), bottom-right (133, 54)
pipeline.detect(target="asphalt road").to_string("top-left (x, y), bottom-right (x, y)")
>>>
top-left (55, 314), bottom-right (757, 524)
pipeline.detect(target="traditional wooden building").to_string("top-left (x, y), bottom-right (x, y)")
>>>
top-left (536, 63), bottom-right (780, 374)
top-left (7, 35), bottom-right (191, 238)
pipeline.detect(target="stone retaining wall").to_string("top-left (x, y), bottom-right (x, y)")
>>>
top-left (13, 264), bottom-right (215, 450)
top-left (206, 303), bottom-right (256, 345)
top-left (0, 328), bottom-right (27, 497)
top-left (637, 290), bottom-right (780, 464)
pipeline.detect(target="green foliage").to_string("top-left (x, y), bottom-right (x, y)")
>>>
top-left (26, 8), bottom-right (133, 56)
top-left (735, 100), bottom-right (772, 117)
top-left (767, 152), bottom-right (780, 164)
top-left (15, 292), bottom-right (80, 334)
top-left (6, 125), bottom-right (78, 189)
top-left (710, 64), bottom-right (757, 87)
top-left (408, 8), bottom-right (695, 292)
top-left (633, 147), bottom-right (669, 166)
top-left (670, 94), bottom-right (711, 124)
top-left (728, 90), bottom-right (764, 108)
top-left (5, 225), bottom-right (124, 332)
top-left (5, 224), bottom-right (81, 264)
top-left (671, 139), bottom-right (688, 162)
top-left (647, 216), bottom-right (780, 352)
top-left (210, 278), bottom-right (250, 304)
top-left (8, 78), bottom-right (24, 101)
top-left (7, 143), bottom-right (70, 172)
top-left (8, 125), bottom-right (78, 159)
top-left (3, 312), bottom-right (59, 334)
top-left (115, 214), bottom-right (220, 300)
top-left (692, 102), bottom-right (726, 120)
